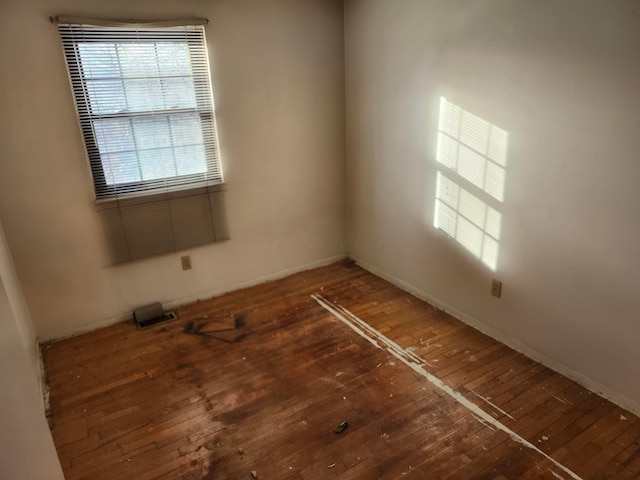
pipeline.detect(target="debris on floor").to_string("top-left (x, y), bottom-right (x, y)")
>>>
top-left (250, 470), bottom-right (258, 479)
top-left (333, 421), bottom-right (348, 433)
top-left (182, 314), bottom-right (247, 343)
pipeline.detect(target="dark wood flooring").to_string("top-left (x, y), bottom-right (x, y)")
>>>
top-left (43, 261), bottom-right (640, 479)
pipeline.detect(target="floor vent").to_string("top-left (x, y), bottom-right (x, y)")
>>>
top-left (136, 311), bottom-right (177, 330)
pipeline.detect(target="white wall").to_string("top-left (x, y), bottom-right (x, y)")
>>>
top-left (0, 221), bottom-right (64, 479)
top-left (345, 0), bottom-right (640, 412)
top-left (0, 0), bottom-right (346, 340)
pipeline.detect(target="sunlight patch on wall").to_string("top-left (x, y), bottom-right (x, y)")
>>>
top-left (434, 97), bottom-right (508, 271)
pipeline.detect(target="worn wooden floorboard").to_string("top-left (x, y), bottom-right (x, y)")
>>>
top-left (44, 261), bottom-right (640, 479)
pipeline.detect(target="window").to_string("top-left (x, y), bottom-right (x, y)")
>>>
top-left (57, 18), bottom-right (229, 263)
top-left (58, 19), bottom-right (222, 198)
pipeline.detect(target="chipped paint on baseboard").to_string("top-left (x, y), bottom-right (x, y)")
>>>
top-left (312, 294), bottom-right (583, 480)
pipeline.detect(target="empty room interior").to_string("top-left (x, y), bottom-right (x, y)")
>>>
top-left (1, 0), bottom-right (640, 478)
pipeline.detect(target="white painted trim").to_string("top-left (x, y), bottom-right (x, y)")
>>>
top-left (351, 256), bottom-right (640, 416)
top-left (38, 254), bottom-right (347, 344)
top-left (162, 254), bottom-right (347, 310)
top-left (38, 311), bottom-right (131, 345)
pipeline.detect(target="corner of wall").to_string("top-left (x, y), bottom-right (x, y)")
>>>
top-left (0, 222), bottom-right (40, 383)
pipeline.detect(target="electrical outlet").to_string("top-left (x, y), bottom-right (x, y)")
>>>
top-left (181, 255), bottom-right (192, 270)
top-left (491, 279), bottom-right (502, 298)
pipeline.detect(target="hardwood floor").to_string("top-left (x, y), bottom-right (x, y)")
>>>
top-left (43, 261), bottom-right (640, 479)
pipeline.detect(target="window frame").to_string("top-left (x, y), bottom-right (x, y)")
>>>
top-left (58, 21), bottom-right (223, 200)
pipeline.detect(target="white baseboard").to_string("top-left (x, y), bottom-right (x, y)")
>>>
top-left (351, 256), bottom-right (640, 416)
top-left (38, 311), bottom-right (132, 345)
top-left (38, 254), bottom-right (347, 344)
top-left (162, 254), bottom-right (347, 312)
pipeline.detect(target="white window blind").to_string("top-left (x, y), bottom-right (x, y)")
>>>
top-left (57, 18), bottom-right (229, 263)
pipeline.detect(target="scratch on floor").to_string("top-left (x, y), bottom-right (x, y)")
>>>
top-left (473, 414), bottom-right (497, 431)
top-left (312, 294), bottom-right (583, 480)
top-left (554, 395), bottom-right (570, 405)
top-left (472, 391), bottom-right (514, 420)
